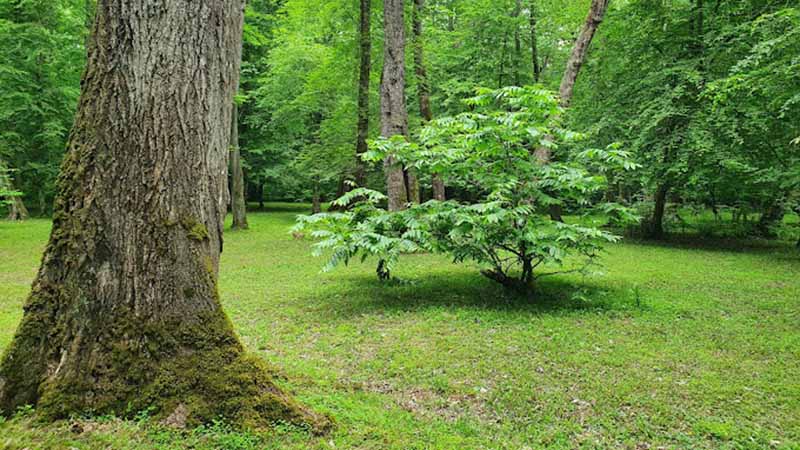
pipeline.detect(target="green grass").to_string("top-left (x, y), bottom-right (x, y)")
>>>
top-left (1, 203), bottom-right (799, 449)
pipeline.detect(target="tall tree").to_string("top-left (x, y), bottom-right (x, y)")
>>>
top-left (413, 0), bottom-right (445, 200)
top-left (355, 0), bottom-right (372, 187)
top-left (529, 0), bottom-right (541, 82)
top-left (558, 0), bottom-right (610, 107)
top-left (382, 0), bottom-right (411, 210)
top-left (0, 0), bottom-right (327, 430)
top-left (534, 0), bottom-right (610, 163)
top-left (230, 103), bottom-right (249, 230)
top-left (513, 0), bottom-right (523, 86)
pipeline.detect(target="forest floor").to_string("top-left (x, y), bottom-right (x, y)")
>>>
top-left (1, 204), bottom-right (799, 449)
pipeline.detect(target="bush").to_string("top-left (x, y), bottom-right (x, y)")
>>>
top-left (294, 86), bottom-right (638, 291)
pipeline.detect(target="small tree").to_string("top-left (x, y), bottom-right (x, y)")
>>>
top-left (296, 86), bottom-right (637, 290)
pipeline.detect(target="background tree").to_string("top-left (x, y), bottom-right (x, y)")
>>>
top-left (355, 0), bottom-right (373, 188)
top-left (571, 0), bottom-right (798, 238)
top-left (230, 102), bottom-right (249, 230)
top-left (413, 0), bottom-right (446, 201)
top-left (382, 0), bottom-right (412, 211)
top-left (0, 0), bottom-right (86, 216)
top-left (0, 0), bottom-right (327, 431)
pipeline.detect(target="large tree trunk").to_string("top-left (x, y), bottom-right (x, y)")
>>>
top-left (230, 103), bottom-right (249, 230)
top-left (0, 0), bottom-right (328, 431)
top-left (355, 0), bottom-right (372, 188)
top-left (382, 0), bottom-right (410, 211)
top-left (412, 0), bottom-right (445, 201)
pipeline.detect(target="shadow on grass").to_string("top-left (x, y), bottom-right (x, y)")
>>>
top-left (626, 233), bottom-right (798, 256)
top-left (247, 202), bottom-right (315, 214)
top-left (303, 270), bottom-right (641, 322)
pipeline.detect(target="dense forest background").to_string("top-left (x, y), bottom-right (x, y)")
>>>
top-left (1, 0), bottom-right (798, 240)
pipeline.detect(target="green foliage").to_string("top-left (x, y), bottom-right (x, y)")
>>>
top-left (297, 87), bottom-right (638, 289)
top-left (571, 1), bottom-right (800, 237)
top-left (0, 0), bottom-right (87, 214)
top-left (0, 163), bottom-right (22, 206)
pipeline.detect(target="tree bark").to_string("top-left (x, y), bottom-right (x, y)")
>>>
top-left (530, 0), bottom-right (541, 82)
top-left (7, 195), bottom-right (29, 221)
top-left (650, 183), bottom-right (669, 239)
top-left (230, 103), bottom-right (249, 230)
top-left (382, 0), bottom-right (410, 211)
top-left (532, 0), bottom-right (609, 223)
top-left (513, 0), bottom-right (523, 86)
top-left (355, 0), bottom-right (372, 188)
top-left (312, 177), bottom-right (322, 214)
top-left (534, 0), bottom-right (610, 163)
top-left (558, 0), bottom-right (609, 107)
top-left (412, 0), bottom-right (445, 201)
top-left (0, 0), bottom-right (328, 431)
top-left (1, 167), bottom-right (29, 220)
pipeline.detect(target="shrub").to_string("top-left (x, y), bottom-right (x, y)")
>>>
top-left (294, 86), bottom-right (638, 290)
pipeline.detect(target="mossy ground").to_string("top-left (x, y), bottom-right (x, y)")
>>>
top-left (1, 203), bottom-right (799, 449)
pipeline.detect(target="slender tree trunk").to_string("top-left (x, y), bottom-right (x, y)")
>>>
top-left (230, 103), bottom-right (249, 230)
top-left (530, 0), bottom-right (541, 82)
top-left (513, 0), bottom-right (522, 86)
top-left (1, 166), bottom-right (29, 220)
top-left (258, 183), bottom-right (265, 210)
top-left (312, 177), bottom-right (322, 214)
top-left (355, 0), bottom-right (372, 188)
top-left (0, 0), bottom-right (327, 431)
top-left (532, 0), bottom-right (609, 223)
top-left (558, 0), bottom-right (610, 107)
top-left (534, 0), bottom-right (610, 163)
top-left (650, 183), bottom-right (669, 239)
top-left (7, 195), bottom-right (29, 221)
top-left (498, 33), bottom-right (509, 88)
top-left (382, 0), bottom-right (410, 211)
top-left (412, 0), bottom-right (445, 201)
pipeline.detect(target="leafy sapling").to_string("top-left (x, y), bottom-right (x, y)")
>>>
top-left (296, 86), bottom-right (639, 291)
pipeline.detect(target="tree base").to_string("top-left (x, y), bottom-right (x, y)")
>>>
top-left (480, 270), bottom-right (534, 292)
top-left (0, 299), bottom-right (331, 434)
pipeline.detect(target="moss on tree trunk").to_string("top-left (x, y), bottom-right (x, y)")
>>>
top-left (0, 0), bottom-right (329, 433)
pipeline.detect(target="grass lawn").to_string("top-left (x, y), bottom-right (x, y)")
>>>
top-left (1, 204), bottom-right (799, 449)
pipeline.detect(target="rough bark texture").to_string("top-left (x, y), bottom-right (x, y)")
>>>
top-left (413, 0), bottom-right (445, 201)
top-left (382, 0), bottom-right (410, 211)
top-left (0, 0), bottom-right (328, 432)
top-left (355, 0), bottom-right (372, 188)
top-left (534, 0), bottom-right (609, 163)
top-left (230, 103), bottom-right (249, 230)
